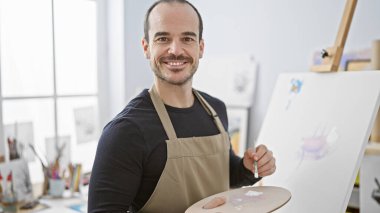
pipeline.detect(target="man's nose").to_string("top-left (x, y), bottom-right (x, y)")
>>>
top-left (168, 40), bottom-right (184, 56)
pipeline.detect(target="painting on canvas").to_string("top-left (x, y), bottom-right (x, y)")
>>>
top-left (258, 71), bottom-right (380, 212)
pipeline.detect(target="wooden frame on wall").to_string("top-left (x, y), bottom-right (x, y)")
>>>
top-left (227, 107), bottom-right (250, 157)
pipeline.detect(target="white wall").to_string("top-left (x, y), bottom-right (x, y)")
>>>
top-left (123, 0), bottom-right (380, 146)
top-left (124, 0), bottom-right (154, 102)
top-left (98, 0), bottom-right (127, 126)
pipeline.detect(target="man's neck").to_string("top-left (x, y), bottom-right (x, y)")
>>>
top-left (153, 79), bottom-right (194, 108)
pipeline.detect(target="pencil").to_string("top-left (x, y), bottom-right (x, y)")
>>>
top-left (254, 160), bottom-right (259, 178)
top-left (253, 140), bottom-right (259, 178)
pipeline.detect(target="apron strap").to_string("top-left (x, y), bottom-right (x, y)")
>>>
top-left (149, 86), bottom-right (227, 139)
top-left (149, 86), bottom-right (178, 140)
top-left (193, 90), bottom-right (227, 134)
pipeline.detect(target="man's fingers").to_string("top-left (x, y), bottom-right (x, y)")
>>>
top-left (243, 145), bottom-right (276, 177)
top-left (259, 166), bottom-right (276, 177)
top-left (254, 144), bottom-right (268, 160)
top-left (258, 157), bottom-right (276, 177)
top-left (244, 147), bottom-right (255, 159)
top-left (257, 150), bottom-right (273, 168)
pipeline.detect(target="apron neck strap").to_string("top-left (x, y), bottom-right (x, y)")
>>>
top-left (149, 86), bottom-right (178, 140)
top-left (193, 90), bottom-right (226, 134)
top-left (149, 86), bottom-right (227, 140)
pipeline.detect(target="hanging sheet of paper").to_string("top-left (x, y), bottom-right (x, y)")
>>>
top-left (193, 54), bottom-right (257, 107)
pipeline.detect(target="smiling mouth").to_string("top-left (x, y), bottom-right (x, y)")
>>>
top-left (163, 61), bottom-right (188, 70)
top-left (166, 61), bottom-right (186, 66)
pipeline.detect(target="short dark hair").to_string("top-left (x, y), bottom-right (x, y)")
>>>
top-left (143, 0), bottom-right (203, 42)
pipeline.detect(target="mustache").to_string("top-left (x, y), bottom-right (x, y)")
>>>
top-left (160, 54), bottom-right (193, 62)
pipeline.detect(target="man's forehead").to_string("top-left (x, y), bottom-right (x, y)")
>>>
top-left (148, 2), bottom-right (199, 34)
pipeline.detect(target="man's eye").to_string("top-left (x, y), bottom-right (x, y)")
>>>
top-left (156, 37), bottom-right (168, 42)
top-left (183, 37), bottom-right (195, 42)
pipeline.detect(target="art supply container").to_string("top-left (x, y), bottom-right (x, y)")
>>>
top-left (49, 178), bottom-right (65, 197)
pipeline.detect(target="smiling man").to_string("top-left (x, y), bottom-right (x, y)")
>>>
top-left (143, 7), bottom-right (201, 87)
top-left (88, 1), bottom-right (276, 212)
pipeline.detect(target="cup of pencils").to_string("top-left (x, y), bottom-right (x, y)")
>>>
top-left (48, 158), bottom-right (65, 197)
top-left (49, 178), bottom-right (65, 197)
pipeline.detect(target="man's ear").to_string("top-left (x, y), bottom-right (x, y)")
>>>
top-left (142, 38), bottom-right (150, 59)
top-left (199, 39), bottom-right (205, 59)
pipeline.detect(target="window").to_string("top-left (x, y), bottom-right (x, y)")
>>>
top-left (0, 0), bottom-right (99, 183)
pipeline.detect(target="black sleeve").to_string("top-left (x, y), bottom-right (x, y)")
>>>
top-left (88, 120), bottom-right (145, 213)
top-left (229, 147), bottom-right (262, 188)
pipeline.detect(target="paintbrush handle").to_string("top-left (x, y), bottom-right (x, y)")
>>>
top-left (375, 177), bottom-right (380, 189)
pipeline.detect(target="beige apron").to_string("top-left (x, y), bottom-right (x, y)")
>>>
top-left (139, 87), bottom-right (230, 213)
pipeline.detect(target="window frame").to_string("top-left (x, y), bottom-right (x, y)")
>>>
top-left (0, 0), bottom-right (99, 162)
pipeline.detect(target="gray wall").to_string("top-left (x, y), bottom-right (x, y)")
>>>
top-left (124, 0), bottom-right (380, 147)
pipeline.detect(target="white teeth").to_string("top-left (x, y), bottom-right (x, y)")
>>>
top-left (168, 62), bottom-right (184, 66)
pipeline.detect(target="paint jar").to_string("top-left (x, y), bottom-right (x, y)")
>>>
top-left (49, 179), bottom-right (65, 197)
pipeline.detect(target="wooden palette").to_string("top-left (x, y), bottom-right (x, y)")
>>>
top-left (186, 186), bottom-right (291, 213)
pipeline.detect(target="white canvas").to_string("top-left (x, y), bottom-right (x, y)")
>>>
top-left (257, 71), bottom-right (380, 212)
top-left (45, 135), bottom-right (71, 169)
top-left (4, 122), bottom-right (35, 162)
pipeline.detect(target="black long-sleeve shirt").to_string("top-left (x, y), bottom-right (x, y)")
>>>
top-left (88, 89), bottom-right (260, 212)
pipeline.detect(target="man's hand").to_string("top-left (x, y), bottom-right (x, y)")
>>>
top-left (243, 144), bottom-right (276, 177)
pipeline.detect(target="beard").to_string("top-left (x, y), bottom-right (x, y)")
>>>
top-left (151, 54), bottom-right (199, 86)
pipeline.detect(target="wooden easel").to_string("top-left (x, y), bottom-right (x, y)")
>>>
top-left (311, 0), bottom-right (357, 72)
